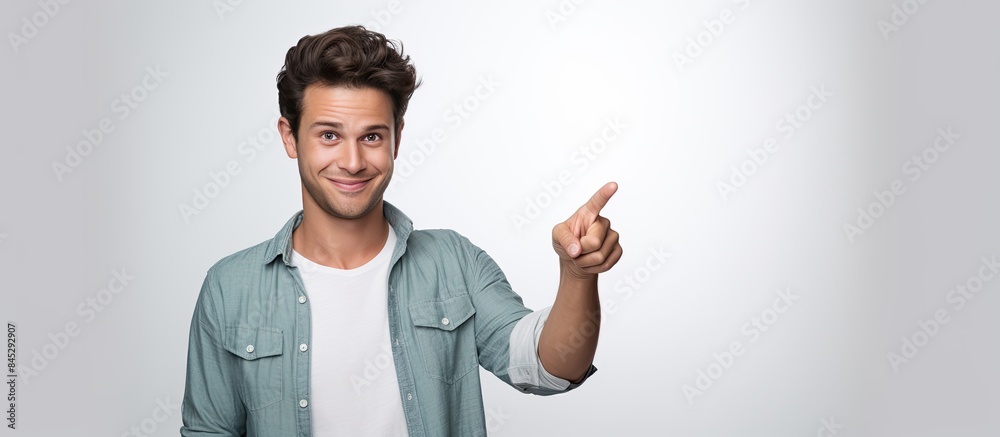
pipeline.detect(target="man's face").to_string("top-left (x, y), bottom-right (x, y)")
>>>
top-left (279, 84), bottom-right (401, 220)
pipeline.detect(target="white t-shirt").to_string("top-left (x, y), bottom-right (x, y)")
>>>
top-left (289, 225), bottom-right (408, 437)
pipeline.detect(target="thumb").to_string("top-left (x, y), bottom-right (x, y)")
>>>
top-left (552, 222), bottom-right (582, 258)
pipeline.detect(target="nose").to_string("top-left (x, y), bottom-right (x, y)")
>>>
top-left (338, 140), bottom-right (366, 174)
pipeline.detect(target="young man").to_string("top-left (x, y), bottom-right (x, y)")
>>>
top-left (180, 25), bottom-right (622, 437)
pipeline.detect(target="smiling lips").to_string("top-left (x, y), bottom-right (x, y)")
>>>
top-left (327, 177), bottom-right (371, 192)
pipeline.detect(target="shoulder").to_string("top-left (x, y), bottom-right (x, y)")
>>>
top-left (203, 238), bottom-right (272, 290)
top-left (402, 229), bottom-right (492, 280)
top-left (405, 228), bottom-right (476, 255)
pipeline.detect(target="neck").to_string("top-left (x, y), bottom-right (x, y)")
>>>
top-left (292, 196), bottom-right (390, 270)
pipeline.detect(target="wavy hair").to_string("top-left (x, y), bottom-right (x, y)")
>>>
top-left (276, 25), bottom-right (420, 139)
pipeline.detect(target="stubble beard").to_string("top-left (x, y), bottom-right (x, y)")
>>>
top-left (300, 164), bottom-right (393, 220)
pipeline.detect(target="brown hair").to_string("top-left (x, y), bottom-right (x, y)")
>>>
top-left (276, 25), bottom-right (420, 140)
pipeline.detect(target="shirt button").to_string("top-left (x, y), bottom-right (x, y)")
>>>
top-left (298, 296), bottom-right (307, 304)
top-left (245, 345), bottom-right (254, 353)
top-left (406, 393), bottom-right (412, 401)
top-left (395, 337), bottom-right (399, 346)
top-left (299, 343), bottom-right (308, 352)
top-left (441, 317), bottom-right (450, 326)
top-left (299, 399), bottom-right (308, 408)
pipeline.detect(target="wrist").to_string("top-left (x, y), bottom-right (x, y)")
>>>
top-left (559, 258), bottom-right (598, 282)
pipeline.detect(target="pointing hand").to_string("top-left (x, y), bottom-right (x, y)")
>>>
top-left (551, 182), bottom-right (623, 279)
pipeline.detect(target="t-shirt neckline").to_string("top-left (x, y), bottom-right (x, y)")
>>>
top-left (290, 226), bottom-right (396, 277)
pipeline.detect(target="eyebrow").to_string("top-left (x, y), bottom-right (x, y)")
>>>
top-left (308, 121), bottom-right (391, 132)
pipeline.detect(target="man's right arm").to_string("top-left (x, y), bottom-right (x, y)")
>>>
top-left (180, 269), bottom-right (246, 436)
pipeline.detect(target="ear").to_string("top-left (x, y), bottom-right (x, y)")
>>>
top-left (278, 116), bottom-right (298, 159)
top-left (393, 120), bottom-right (404, 160)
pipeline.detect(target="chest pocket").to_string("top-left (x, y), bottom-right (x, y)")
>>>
top-left (408, 293), bottom-right (477, 384)
top-left (223, 326), bottom-right (284, 411)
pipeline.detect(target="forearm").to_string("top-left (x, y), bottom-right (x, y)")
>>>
top-left (537, 259), bottom-right (601, 383)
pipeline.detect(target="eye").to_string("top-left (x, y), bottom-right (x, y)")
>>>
top-left (321, 131), bottom-right (338, 141)
top-left (363, 133), bottom-right (382, 142)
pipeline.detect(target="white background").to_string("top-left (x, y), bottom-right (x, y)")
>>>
top-left (2, 0), bottom-right (998, 435)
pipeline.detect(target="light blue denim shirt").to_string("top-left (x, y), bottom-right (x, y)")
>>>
top-left (180, 201), bottom-right (597, 436)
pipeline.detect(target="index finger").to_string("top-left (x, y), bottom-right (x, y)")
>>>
top-left (581, 181), bottom-right (618, 216)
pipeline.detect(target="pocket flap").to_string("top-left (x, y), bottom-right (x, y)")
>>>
top-left (223, 326), bottom-right (283, 360)
top-left (409, 294), bottom-right (476, 332)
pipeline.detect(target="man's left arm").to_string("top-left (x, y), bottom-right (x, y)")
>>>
top-left (538, 182), bottom-right (622, 382)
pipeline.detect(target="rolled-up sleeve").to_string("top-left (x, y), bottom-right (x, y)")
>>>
top-left (180, 268), bottom-right (246, 436)
top-left (458, 233), bottom-right (596, 395)
top-left (508, 306), bottom-right (597, 395)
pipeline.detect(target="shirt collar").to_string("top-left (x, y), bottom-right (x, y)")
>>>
top-left (263, 200), bottom-right (414, 267)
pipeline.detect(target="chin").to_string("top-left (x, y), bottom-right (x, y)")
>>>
top-left (326, 197), bottom-right (379, 219)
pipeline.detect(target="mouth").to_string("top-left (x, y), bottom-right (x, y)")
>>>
top-left (327, 177), bottom-right (372, 192)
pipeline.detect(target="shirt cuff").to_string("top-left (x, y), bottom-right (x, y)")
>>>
top-left (507, 306), bottom-right (598, 395)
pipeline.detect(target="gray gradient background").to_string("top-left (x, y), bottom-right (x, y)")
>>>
top-left (2, 0), bottom-right (998, 435)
